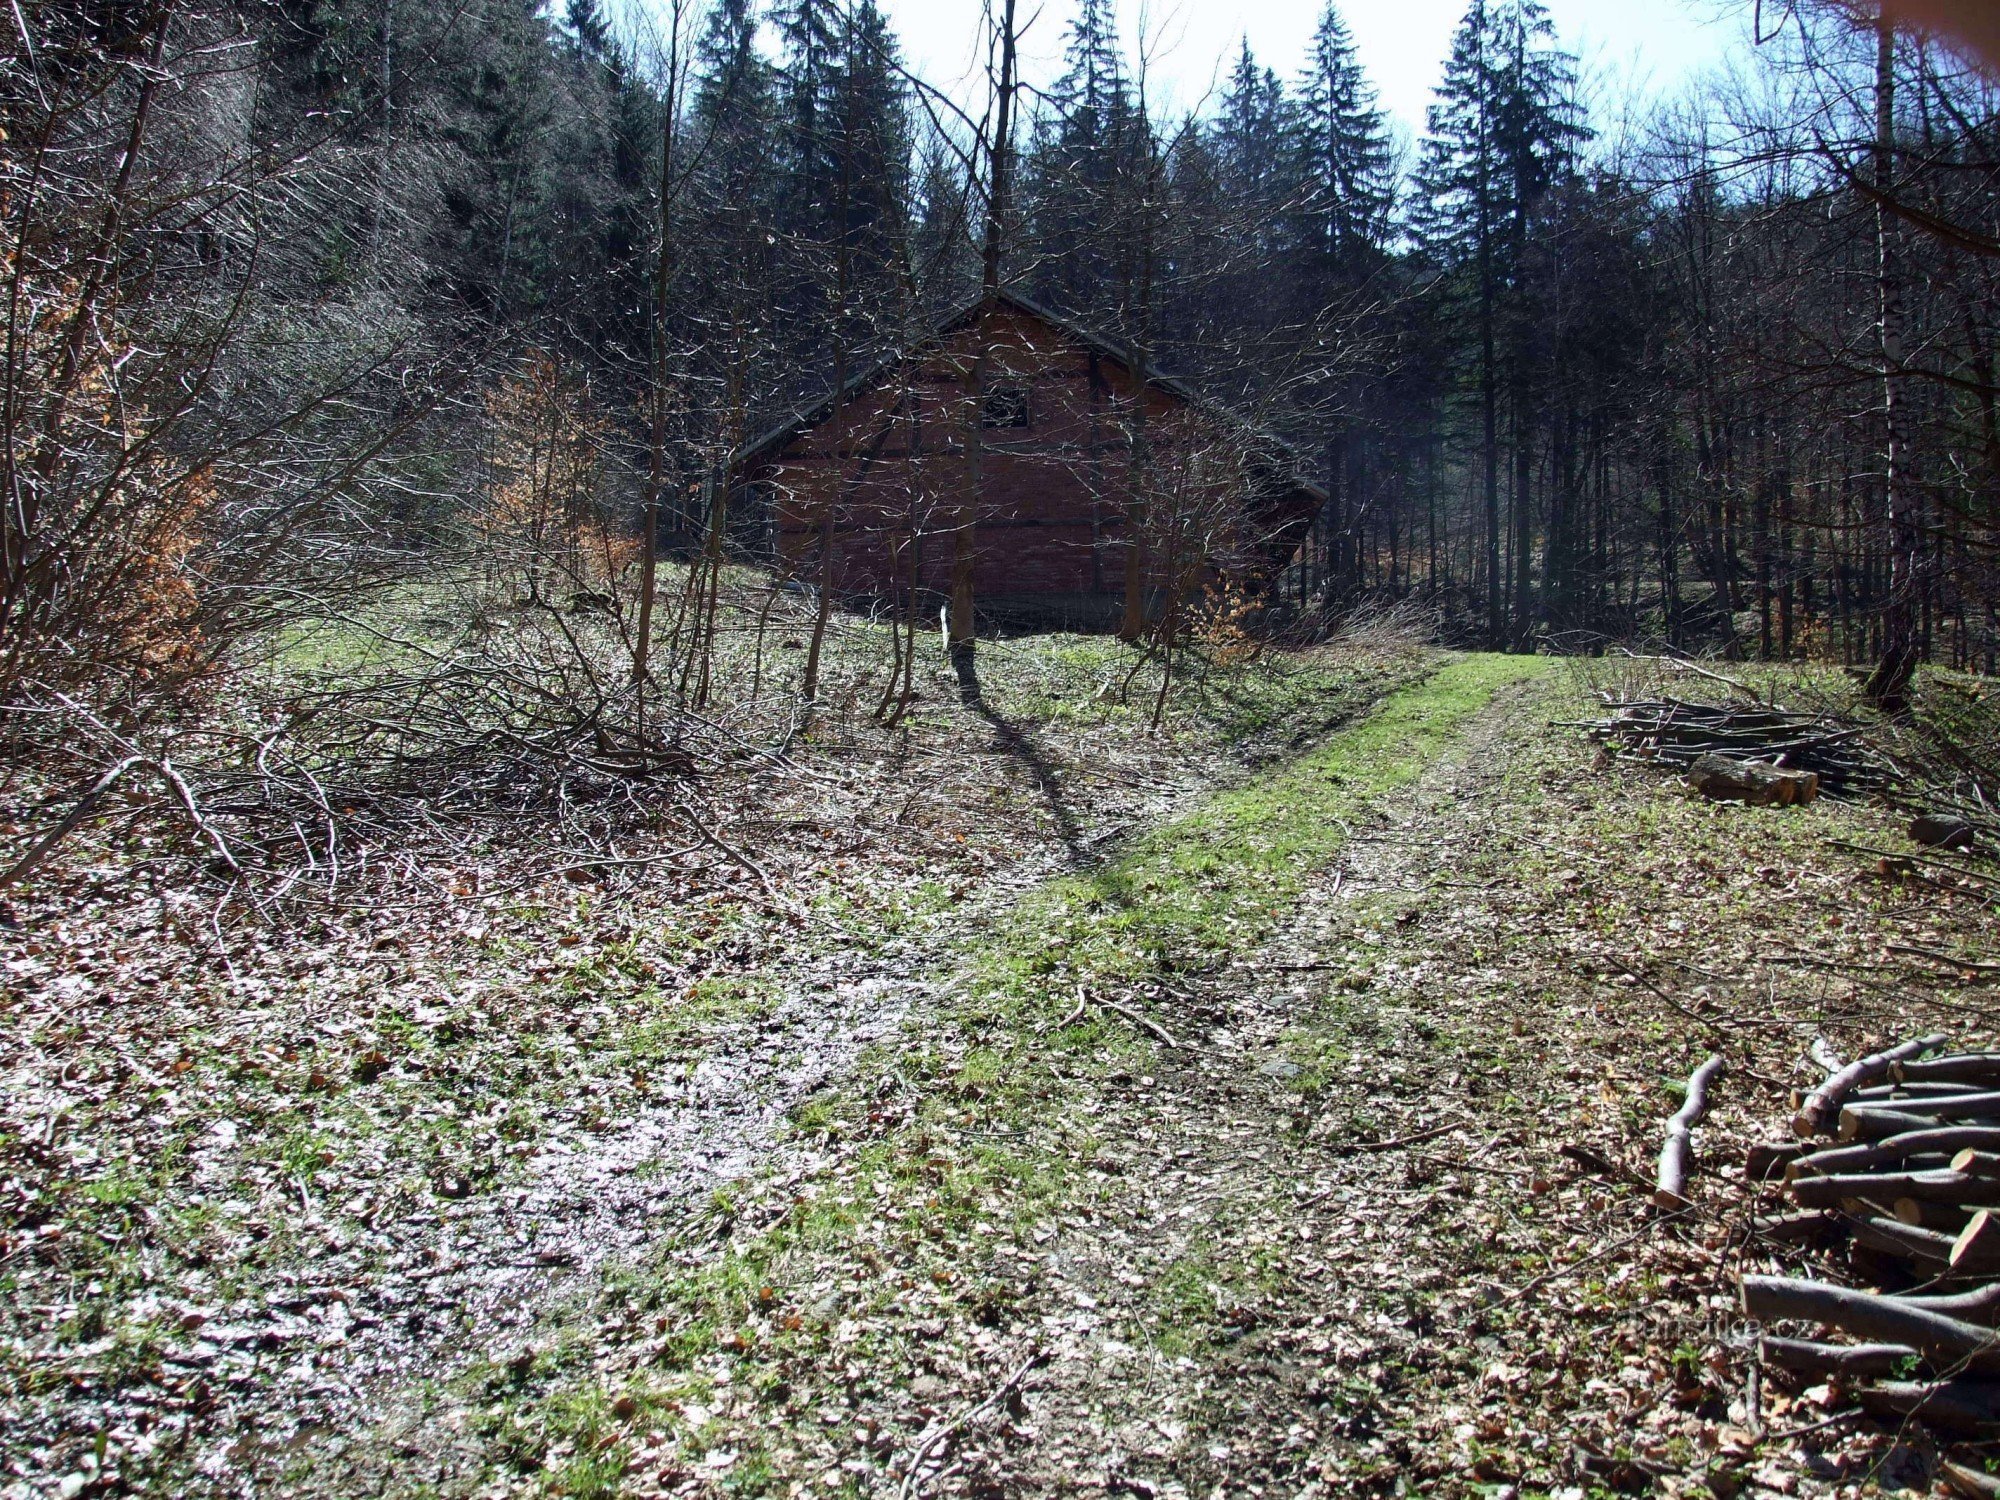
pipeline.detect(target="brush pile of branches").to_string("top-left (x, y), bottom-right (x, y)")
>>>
top-left (1896, 684), bottom-right (2000, 858)
top-left (1578, 696), bottom-right (1896, 798)
top-left (0, 612), bottom-right (750, 901)
top-left (1742, 1037), bottom-right (2000, 1455)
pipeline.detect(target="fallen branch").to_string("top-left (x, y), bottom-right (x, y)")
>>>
top-left (1758, 1336), bottom-right (1921, 1380)
top-left (1941, 1460), bottom-right (2000, 1500)
top-left (1796, 1035), bottom-right (1948, 1137)
top-left (1562, 1141), bottom-right (1652, 1191)
top-left (1740, 1276), bottom-right (2000, 1373)
top-left (0, 755), bottom-right (144, 890)
top-left (159, 757), bottom-right (244, 878)
top-left (897, 1348), bottom-right (1045, 1500)
top-left (1888, 944), bottom-right (2000, 979)
top-left (1092, 994), bottom-right (1181, 1051)
top-left (1656, 1055), bottom-right (1725, 1210)
top-left (1494, 1209), bottom-right (1688, 1308)
top-left (1857, 1379), bottom-right (2000, 1436)
top-left (1331, 1120), bottom-right (1468, 1157)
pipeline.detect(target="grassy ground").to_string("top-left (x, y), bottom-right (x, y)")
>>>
top-left (0, 585), bottom-right (1430, 1499)
top-left (429, 654), bottom-right (2000, 1500)
top-left (6, 591), bottom-right (1997, 1498)
top-left (441, 655), bottom-right (1555, 1495)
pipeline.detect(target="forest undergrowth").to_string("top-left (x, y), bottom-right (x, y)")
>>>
top-left (320, 650), bottom-right (1996, 1500)
top-left (5, 585), bottom-right (2000, 1500)
top-left (0, 581), bottom-right (1428, 1498)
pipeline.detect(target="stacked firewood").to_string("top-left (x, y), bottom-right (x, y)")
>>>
top-left (1577, 697), bottom-right (1893, 798)
top-left (1744, 1036), bottom-right (2000, 1441)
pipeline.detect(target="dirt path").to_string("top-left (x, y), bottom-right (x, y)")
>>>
top-left (144, 663), bottom-right (1417, 1498)
top-left (890, 665), bottom-right (1996, 1500)
top-left (948, 673), bottom-right (1551, 1497)
top-left (218, 937), bottom-right (940, 1491)
top-left (21, 651), bottom-right (1993, 1499)
top-left (185, 821), bottom-right (1175, 1496)
top-left (497, 655), bottom-right (1993, 1500)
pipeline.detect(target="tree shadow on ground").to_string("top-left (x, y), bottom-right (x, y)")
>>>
top-left (964, 694), bottom-right (1093, 867)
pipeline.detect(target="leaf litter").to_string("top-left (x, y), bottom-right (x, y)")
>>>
top-left (0, 630), bottom-right (1425, 1497)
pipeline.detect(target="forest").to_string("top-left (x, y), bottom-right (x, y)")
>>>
top-left (8, 1), bottom-right (2000, 1497)
top-left (9, 0), bottom-right (2000, 720)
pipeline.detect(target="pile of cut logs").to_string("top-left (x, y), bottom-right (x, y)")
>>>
top-left (1578, 697), bottom-right (1892, 801)
top-left (1743, 1036), bottom-right (2000, 1442)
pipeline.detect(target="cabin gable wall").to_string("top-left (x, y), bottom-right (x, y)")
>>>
top-left (745, 304), bottom-right (1276, 624)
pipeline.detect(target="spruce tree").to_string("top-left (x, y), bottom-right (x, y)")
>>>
top-left (1216, 40), bottom-right (1288, 211)
top-left (1290, 4), bottom-right (1393, 277)
top-left (1413, 0), bottom-right (1586, 644)
top-left (1280, 5), bottom-right (1394, 603)
top-left (564, 0), bottom-right (610, 58)
top-left (1024, 0), bottom-right (1143, 315)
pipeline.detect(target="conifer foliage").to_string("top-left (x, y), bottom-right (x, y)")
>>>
top-left (2, 0), bottom-right (1997, 710)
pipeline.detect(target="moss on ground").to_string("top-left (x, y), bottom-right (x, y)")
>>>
top-left (472, 653), bottom-right (1554, 1494)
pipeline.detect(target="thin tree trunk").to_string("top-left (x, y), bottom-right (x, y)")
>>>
top-left (1865, 17), bottom-right (1919, 709)
top-left (950, 0), bottom-right (1018, 702)
top-left (634, 14), bottom-right (686, 720)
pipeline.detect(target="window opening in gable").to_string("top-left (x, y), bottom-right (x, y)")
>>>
top-left (981, 384), bottom-right (1031, 429)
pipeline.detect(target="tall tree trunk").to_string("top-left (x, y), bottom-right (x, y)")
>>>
top-left (1480, 220), bottom-right (1501, 647)
top-left (634, 12), bottom-right (685, 719)
top-left (951, 0), bottom-right (1018, 701)
top-left (1864, 17), bottom-right (1919, 709)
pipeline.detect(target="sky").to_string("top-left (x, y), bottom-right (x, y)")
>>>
top-left (872, 0), bottom-right (1749, 147)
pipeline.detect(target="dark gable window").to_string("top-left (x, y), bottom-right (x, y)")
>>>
top-left (981, 384), bottom-right (1031, 429)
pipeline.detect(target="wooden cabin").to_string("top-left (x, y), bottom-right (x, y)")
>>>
top-left (727, 290), bottom-right (1324, 631)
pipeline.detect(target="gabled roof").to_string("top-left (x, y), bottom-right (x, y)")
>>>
top-left (728, 287), bottom-right (1327, 506)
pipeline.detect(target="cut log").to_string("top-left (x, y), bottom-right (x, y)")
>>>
top-left (1752, 1210), bottom-right (1843, 1246)
top-left (1748, 1140), bottom-right (1810, 1180)
top-left (1896, 1197), bottom-right (1976, 1234)
top-left (1758, 1335), bottom-right (1921, 1379)
top-left (1838, 1106), bottom-right (2000, 1143)
top-left (1941, 1460), bottom-right (2000, 1500)
top-left (1956, 1150), bottom-right (2000, 1178)
top-left (1899, 1283), bottom-right (2000, 1326)
top-left (1857, 1379), bottom-right (2000, 1436)
top-left (1839, 1107), bottom-right (1937, 1142)
top-left (1797, 1034), bottom-right (1949, 1138)
top-left (1896, 1055), bottom-right (2000, 1086)
top-left (1791, 1148), bottom-right (1954, 1182)
top-left (1957, 1212), bottom-right (2000, 1273)
top-left (1791, 1127), bottom-right (2000, 1179)
top-left (1656, 1055), bottom-right (1725, 1210)
top-left (1852, 1081), bottom-right (1994, 1101)
top-left (1791, 1169), bottom-right (2000, 1211)
top-left (1843, 1090), bottom-right (2000, 1121)
top-left (1853, 1215), bottom-right (1958, 1268)
top-left (1739, 1276), bottom-right (2000, 1374)
top-left (1686, 753), bottom-right (1820, 807)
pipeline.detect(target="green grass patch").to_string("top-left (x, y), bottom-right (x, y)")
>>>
top-left (468, 652), bottom-right (1552, 1493)
top-left (964, 653), bottom-right (1554, 1036)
